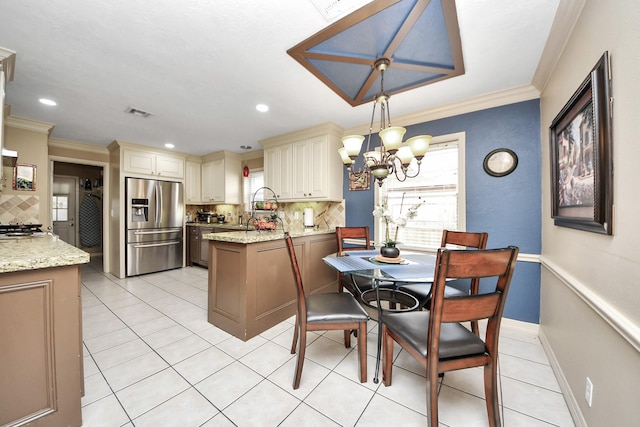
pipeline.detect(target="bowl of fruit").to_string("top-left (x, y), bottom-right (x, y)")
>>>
top-left (253, 218), bottom-right (277, 231)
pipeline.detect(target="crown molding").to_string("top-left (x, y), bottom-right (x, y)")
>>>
top-left (48, 137), bottom-right (109, 155)
top-left (5, 115), bottom-right (54, 134)
top-left (201, 150), bottom-right (244, 163)
top-left (107, 140), bottom-right (187, 158)
top-left (240, 149), bottom-right (264, 161)
top-left (344, 84), bottom-right (540, 135)
top-left (0, 47), bottom-right (16, 82)
top-left (260, 122), bottom-right (344, 148)
top-left (532, 0), bottom-right (587, 92)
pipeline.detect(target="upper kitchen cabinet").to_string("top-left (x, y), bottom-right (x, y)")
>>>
top-left (185, 159), bottom-right (202, 203)
top-left (122, 147), bottom-right (185, 179)
top-left (260, 123), bottom-right (344, 202)
top-left (201, 151), bottom-right (242, 204)
top-left (0, 48), bottom-right (16, 191)
top-left (263, 144), bottom-right (293, 200)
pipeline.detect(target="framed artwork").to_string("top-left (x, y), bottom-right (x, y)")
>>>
top-left (349, 172), bottom-right (370, 191)
top-left (13, 164), bottom-right (37, 191)
top-left (550, 52), bottom-right (613, 235)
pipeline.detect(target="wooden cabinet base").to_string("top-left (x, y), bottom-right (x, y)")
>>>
top-left (207, 233), bottom-right (337, 340)
top-left (0, 265), bottom-right (83, 427)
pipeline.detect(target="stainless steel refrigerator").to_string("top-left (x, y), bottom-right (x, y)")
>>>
top-left (126, 177), bottom-right (184, 276)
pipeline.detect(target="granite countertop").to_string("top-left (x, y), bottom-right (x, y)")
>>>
top-left (202, 228), bottom-right (336, 244)
top-left (0, 235), bottom-right (90, 273)
top-left (186, 222), bottom-right (249, 231)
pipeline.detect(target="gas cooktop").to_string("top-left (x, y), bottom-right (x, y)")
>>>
top-left (0, 224), bottom-right (44, 236)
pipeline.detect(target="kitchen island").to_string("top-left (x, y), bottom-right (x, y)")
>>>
top-left (203, 229), bottom-right (338, 340)
top-left (0, 236), bottom-right (89, 427)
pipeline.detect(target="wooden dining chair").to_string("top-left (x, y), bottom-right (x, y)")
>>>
top-left (381, 246), bottom-right (519, 427)
top-left (335, 226), bottom-right (394, 299)
top-left (400, 229), bottom-right (488, 335)
top-left (284, 232), bottom-right (369, 389)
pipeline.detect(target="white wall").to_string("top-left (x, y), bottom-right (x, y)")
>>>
top-left (540, 0), bottom-right (640, 425)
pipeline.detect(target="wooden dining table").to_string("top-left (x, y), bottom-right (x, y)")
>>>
top-left (323, 249), bottom-right (437, 383)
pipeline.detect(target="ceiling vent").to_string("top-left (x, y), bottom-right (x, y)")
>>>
top-left (309, 0), bottom-right (373, 21)
top-left (124, 106), bottom-right (153, 118)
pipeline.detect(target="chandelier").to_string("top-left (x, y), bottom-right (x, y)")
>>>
top-left (338, 58), bottom-right (432, 187)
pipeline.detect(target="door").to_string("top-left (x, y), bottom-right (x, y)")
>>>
top-left (156, 180), bottom-right (184, 228)
top-left (52, 176), bottom-right (77, 246)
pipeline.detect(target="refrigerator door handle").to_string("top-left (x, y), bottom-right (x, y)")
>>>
top-left (133, 229), bottom-right (182, 235)
top-left (155, 182), bottom-right (162, 225)
top-left (132, 241), bottom-right (180, 249)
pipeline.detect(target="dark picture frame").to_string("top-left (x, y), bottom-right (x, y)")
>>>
top-left (550, 52), bottom-right (613, 235)
top-left (483, 148), bottom-right (518, 177)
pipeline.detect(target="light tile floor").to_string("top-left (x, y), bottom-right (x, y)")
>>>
top-left (80, 257), bottom-right (575, 426)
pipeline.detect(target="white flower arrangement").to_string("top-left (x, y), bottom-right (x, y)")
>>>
top-left (373, 193), bottom-right (423, 247)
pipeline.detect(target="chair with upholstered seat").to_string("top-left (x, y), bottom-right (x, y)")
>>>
top-left (284, 232), bottom-right (369, 389)
top-left (381, 246), bottom-right (519, 427)
top-left (400, 229), bottom-right (488, 335)
top-left (335, 226), bottom-right (394, 300)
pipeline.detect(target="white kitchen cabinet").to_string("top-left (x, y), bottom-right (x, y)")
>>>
top-left (201, 152), bottom-right (242, 204)
top-left (185, 160), bottom-right (202, 203)
top-left (0, 70), bottom-right (5, 191)
top-left (261, 123), bottom-right (344, 202)
top-left (0, 49), bottom-right (16, 192)
top-left (264, 144), bottom-right (293, 200)
top-left (123, 148), bottom-right (185, 179)
top-left (291, 135), bottom-right (332, 199)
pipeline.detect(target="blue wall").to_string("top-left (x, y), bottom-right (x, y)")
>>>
top-left (343, 99), bottom-right (542, 323)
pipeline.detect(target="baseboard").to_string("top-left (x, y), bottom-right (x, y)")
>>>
top-left (538, 329), bottom-right (587, 427)
top-left (501, 317), bottom-right (539, 335)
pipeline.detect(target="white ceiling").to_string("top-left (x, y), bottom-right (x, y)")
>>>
top-left (0, 0), bottom-right (562, 156)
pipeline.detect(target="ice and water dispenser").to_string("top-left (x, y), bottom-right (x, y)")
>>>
top-left (130, 198), bottom-right (149, 222)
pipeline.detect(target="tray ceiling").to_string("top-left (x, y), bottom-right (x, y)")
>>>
top-left (288, 0), bottom-right (464, 106)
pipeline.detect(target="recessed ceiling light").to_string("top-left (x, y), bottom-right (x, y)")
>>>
top-left (256, 104), bottom-right (269, 113)
top-left (39, 98), bottom-right (56, 106)
top-left (164, 143), bottom-right (175, 149)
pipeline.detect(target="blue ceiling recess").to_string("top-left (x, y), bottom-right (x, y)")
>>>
top-left (288, 0), bottom-right (464, 106)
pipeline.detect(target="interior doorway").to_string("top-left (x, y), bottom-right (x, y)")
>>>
top-left (52, 161), bottom-right (104, 257)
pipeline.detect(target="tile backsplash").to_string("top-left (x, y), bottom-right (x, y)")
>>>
top-left (186, 200), bottom-right (346, 232)
top-left (0, 195), bottom-right (40, 224)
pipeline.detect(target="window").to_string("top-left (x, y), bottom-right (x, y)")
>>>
top-left (52, 195), bottom-right (69, 221)
top-left (374, 132), bottom-right (465, 251)
top-left (243, 169), bottom-right (265, 209)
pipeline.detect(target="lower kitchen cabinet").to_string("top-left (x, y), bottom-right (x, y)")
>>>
top-left (199, 227), bottom-right (213, 266)
top-left (189, 225), bottom-right (213, 268)
top-left (188, 225), bottom-right (233, 268)
top-left (207, 232), bottom-right (338, 340)
top-left (0, 265), bottom-right (83, 427)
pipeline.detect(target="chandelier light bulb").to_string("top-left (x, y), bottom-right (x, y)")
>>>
top-left (396, 145), bottom-right (414, 165)
top-left (341, 135), bottom-right (365, 157)
top-left (365, 150), bottom-right (381, 167)
top-left (379, 126), bottom-right (406, 152)
top-left (407, 135), bottom-right (432, 160)
top-left (338, 147), bottom-right (353, 165)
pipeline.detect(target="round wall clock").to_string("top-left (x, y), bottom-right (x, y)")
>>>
top-left (483, 148), bottom-right (518, 177)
